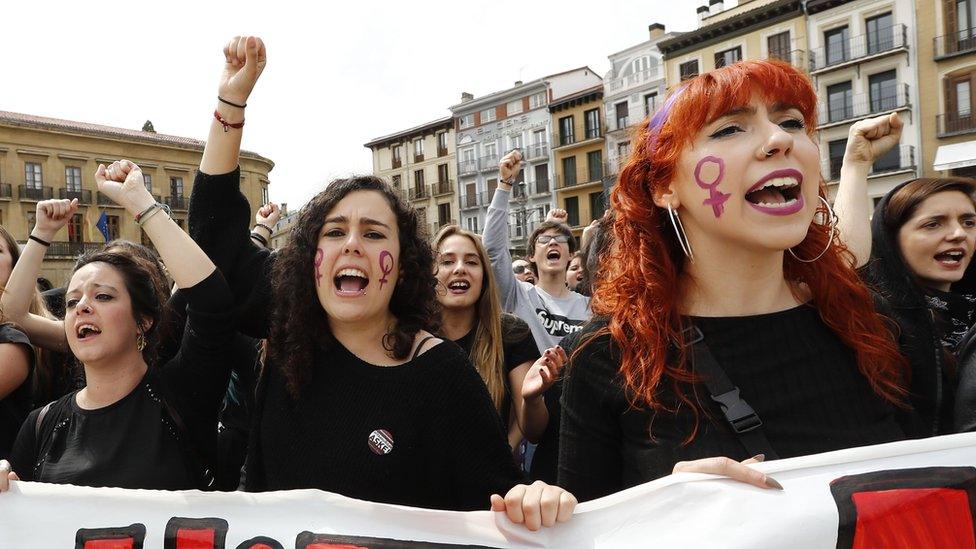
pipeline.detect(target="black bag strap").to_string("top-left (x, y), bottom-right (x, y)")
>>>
top-left (34, 402), bottom-right (53, 440)
top-left (155, 387), bottom-right (215, 490)
top-left (681, 325), bottom-right (778, 460)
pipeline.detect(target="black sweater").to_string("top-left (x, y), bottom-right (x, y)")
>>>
top-left (244, 339), bottom-right (525, 510)
top-left (559, 306), bottom-right (906, 502)
top-left (8, 271), bottom-right (234, 490)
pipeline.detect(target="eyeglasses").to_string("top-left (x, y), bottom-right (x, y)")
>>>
top-left (536, 234), bottom-right (571, 245)
top-left (513, 264), bottom-right (532, 275)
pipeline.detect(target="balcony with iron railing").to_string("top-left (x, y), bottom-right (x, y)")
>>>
top-left (19, 185), bottom-right (53, 201)
top-left (556, 163), bottom-right (609, 189)
top-left (165, 195), bottom-right (188, 211)
top-left (823, 144), bottom-right (915, 182)
top-left (767, 49), bottom-right (807, 69)
top-left (525, 142), bottom-right (549, 161)
top-left (32, 241), bottom-right (103, 258)
top-left (480, 155), bottom-right (499, 172)
top-left (606, 66), bottom-right (663, 94)
top-left (392, 158), bottom-right (402, 169)
top-left (437, 146), bottom-right (449, 157)
top-left (97, 191), bottom-right (121, 207)
top-left (0, 184), bottom-right (12, 200)
top-left (809, 24), bottom-right (908, 74)
top-left (934, 28), bottom-right (976, 59)
top-left (414, 153), bottom-right (425, 163)
top-left (429, 220), bottom-right (457, 235)
top-left (553, 127), bottom-right (605, 150)
top-left (520, 178), bottom-right (552, 196)
top-left (408, 186), bottom-right (429, 201)
top-left (431, 179), bottom-right (454, 197)
top-left (59, 188), bottom-right (92, 204)
top-left (460, 191), bottom-right (489, 210)
top-left (818, 83), bottom-right (910, 128)
top-left (937, 111), bottom-right (976, 137)
top-left (459, 159), bottom-right (478, 175)
top-left (606, 113), bottom-right (631, 133)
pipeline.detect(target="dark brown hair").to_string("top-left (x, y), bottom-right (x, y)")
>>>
top-left (526, 221), bottom-right (576, 262)
top-left (884, 178), bottom-right (976, 238)
top-left (268, 176), bottom-right (440, 397)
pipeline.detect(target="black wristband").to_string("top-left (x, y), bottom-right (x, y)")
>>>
top-left (29, 235), bottom-right (51, 247)
top-left (253, 223), bottom-right (273, 234)
top-left (218, 96), bottom-right (247, 109)
top-left (250, 232), bottom-right (269, 247)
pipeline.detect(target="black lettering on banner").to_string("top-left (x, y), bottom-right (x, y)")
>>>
top-left (75, 523), bottom-right (146, 549)
top-left (163, 517), bottom-right (229, 549)
top-left (235, 537), bottom-right (284, 549)
top-left (296, 531), bottom-right (497, 548)
top-left (536, 308), bottom-right (584, 337)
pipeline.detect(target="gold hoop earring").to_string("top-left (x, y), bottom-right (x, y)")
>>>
top-left (788, 196), bottom-right (837, 263)
top-left (136, 332), bottom-right (147, 352)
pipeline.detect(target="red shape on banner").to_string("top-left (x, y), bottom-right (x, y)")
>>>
top-left (84, 540), bottom-right (135, 549)
top-left (306, 544), bottom-right (368, 549)
top-left (851, 488), bottom-right (974, 548)
top-left (175, 527), bottom-right (216, 549)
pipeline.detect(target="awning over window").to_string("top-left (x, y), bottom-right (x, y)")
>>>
top-left (933, 141), bottom-right (976, 171)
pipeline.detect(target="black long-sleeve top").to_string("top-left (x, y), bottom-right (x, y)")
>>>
top-left (9, 270), bottom-right (235, 490)
top-left (190, 168), bottom-right (527, 509)
top-left (559, 305), bottom-right (907, 502)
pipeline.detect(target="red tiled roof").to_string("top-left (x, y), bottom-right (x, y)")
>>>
top-left (0, 110), bottom-right (273, 166)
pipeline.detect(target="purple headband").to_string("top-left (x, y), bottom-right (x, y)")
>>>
top-left (646, 85), bottom-right (687, 146)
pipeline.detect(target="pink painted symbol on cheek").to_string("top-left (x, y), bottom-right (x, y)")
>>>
top-left (694, 156), bottom-right (731, 218)
top-left (378, 251), bottom-right (394, 289)
top-left (314, 248), bottom-right (324, 288)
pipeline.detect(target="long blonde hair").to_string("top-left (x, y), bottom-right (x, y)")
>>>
top-left (433, 225), bottom-right (507, 412)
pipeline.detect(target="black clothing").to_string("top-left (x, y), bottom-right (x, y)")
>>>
top-left (924, 288), bottom-right (976, 355)
top-left (41, 287), bottom-right (66, 319)
top-left (0, 324), bottom-right (35, 459)
top-left (244, 340), bottom-right (526, 510)
top-left (9, 271), bottom-right (234, 490)
top-left (956, 322), bottom-right (976, 431)
top-left (559, 307), bottom-right (906, 502)
top-left (452, 314), bottom-right (540, 430)
top-left (864, 182), bottom-right (976, 436)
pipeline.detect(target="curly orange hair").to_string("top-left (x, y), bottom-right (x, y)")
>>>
top-left (586, 60), bottom-right (907, 432)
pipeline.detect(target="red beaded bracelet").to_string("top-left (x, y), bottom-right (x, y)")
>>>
top-left (214, 110), bottom-right (245, 132)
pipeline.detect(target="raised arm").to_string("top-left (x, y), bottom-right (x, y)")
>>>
top-left (483, 150), bottom-right (523, 311)
top-left (98, 161), bottom-right (215, 286)
top-left (0, 200), bottom-right (77, 352)
top-left (834, 113), bottom-right (903, 268)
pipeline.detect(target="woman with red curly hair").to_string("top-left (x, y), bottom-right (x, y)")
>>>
top-left (558, 59), bottom-right (912, 501)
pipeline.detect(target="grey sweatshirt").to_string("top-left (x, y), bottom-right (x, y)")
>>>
top-left (483, 188), bottom-right (591, 354)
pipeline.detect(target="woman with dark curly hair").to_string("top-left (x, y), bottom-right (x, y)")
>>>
top-left (184, 35), bottom-right (577, 530)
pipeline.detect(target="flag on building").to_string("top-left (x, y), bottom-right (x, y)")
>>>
top-left (95, 212), bottom-right (110, 242)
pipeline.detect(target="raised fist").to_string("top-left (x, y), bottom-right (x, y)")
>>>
top-left (95, 160), bottom-right (155, 215)
top-left (34, 199), bottom-right (79, 241)
top-left (844, 112), bottom-right (903, 168)
top-left (256, 202), bottom-right (281, 228)
top-left (219, 36), bottom-right (267, 106)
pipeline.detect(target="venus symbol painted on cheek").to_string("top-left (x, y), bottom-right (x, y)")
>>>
top-left (378, 250), bottom-right (394, 289)
top-left (694, 156), bottom-right (731, 218)
top-left (314, 248), bottom-right (324, 287)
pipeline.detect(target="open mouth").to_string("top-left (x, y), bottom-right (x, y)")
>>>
top-left (935, 249), bottom-right (966, 267)
top-left (333, 268), bottom-right (369, 296)
top-left (447, 280), bottom-right (471, 294)
top-left (546, 249), bottom-right (561, 262)
top-left (745, 177), bottom-right (801, 207)
top-left (76, 323), bottom-right (102, 340)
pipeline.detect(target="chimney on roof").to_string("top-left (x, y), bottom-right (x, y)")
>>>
top-left (461, 92), bottom-right (474, 102)
top-left (709, 0), bottom-right (725, 15)
top-left (141, 120), bottom-right (156, 133)
top-left (696, 5), bottom-right (709, 26)
top-left (648, 23), bottom-right (665, 40)
top-left (514, 80), bottom-right (523, 87)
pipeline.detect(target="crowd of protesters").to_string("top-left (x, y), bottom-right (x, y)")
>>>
top-left (0, 36), bottom-right (974, 533)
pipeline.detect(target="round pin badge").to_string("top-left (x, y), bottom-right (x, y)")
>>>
top-left (368, 428), bottom-right (394, 455)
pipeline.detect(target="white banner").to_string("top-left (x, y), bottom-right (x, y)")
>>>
top-left (1, 433), bottom-right (975, 548)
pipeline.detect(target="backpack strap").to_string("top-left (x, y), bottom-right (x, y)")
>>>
top-left (154, 386), bottom-right (215, 490)
top-left (411, 335), bottom-right (438, 360)
top-left (34, 402), bottom-right (53, 440)
top-left (680, 325), bottom-right (779, 460)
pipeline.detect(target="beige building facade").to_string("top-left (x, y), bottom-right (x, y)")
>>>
top-left (551, 86), bottom-right (608, 241)
top-left (918, 0), bottom-right (976, 179)
top-left (0, 111), bottom-right (273, 285)
top-left (660, 0), bottom-right (808, 86)
top-left (364, 117), bottom-right (457, 238)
